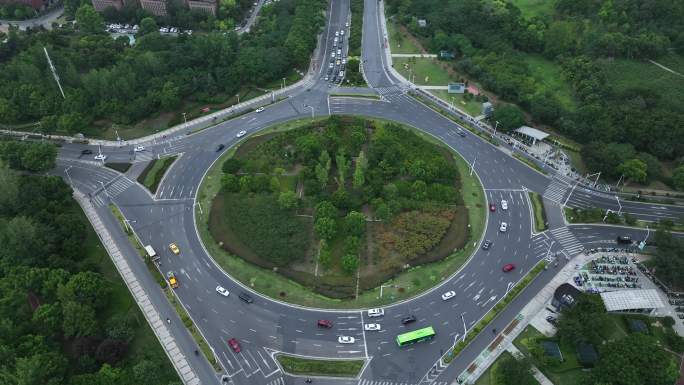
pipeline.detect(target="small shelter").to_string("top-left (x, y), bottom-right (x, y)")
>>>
top-left (576, 343), bottom-right (598, 367)
top-left (515, 126), bottom-right (549, 146)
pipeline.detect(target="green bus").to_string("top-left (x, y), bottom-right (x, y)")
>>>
top-left (396, 326), bottom-right (436, 347)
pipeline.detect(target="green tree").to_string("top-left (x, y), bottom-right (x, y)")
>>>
top-left (495, 354), bottom-right (537, 385)
top-left (318, 239), bottom-right (332, 268)
top-left (75, 5), bottom-right (104, 34)
top-left (617, 158), bottom-right (647, 183)
top-left (14, 352), bottom-right (67, 385)
top-left (138, 17), bottom-right (158, 36)
top-left (344, 211), bottom-right (366, 237)
top-left (315, 201), bottom-right (338, 220)
top-left (315, 151), bottom-right (331, 189)
top-left (159, 81), bottom-right (180, 110)
top-left (222, 158), bottom-right (243, 174)
top-left (21, 142), bottom-right (57, 172)
top-left (491, 105), bottom-right (526, 132)
top-left (58, 271), bottom-right (110, 310)
top-left (341, 254), bottom-right (359, 274)
top-left (0, 216), bottom-right (45, 265)
top-left (62, 301), bottom-right (98, 337)
top-left (336, 151), bottom-right (349, 187)
top-left (32, 303), bottom-right (62, 335)
top-left (673, 165), bottom-right (684, 191)
top-left (314, 217), bottom-right (336, 240)
top-left (221, 173), bottom-right (240, 192)
top-left (277, 191), bottom-right (298, 209)
top-left (0, 165), bottom-right (19, 214)
top-left (556, 293), bottom-right (610, 346)
top-left (57, 112), bottom-right (88, 134)
top-left (375, 203), bottom-right (391, 221)
top-left (353, 150), bottom-right (367, 189)
top-left (589, 334), bottom-right (679, 385)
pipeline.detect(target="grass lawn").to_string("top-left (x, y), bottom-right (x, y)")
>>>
top-left (393, 57), bottom-right (453, 86)
top-left (137, 155), bottom-right (178, 194)
top-left (513, 153), bottom-right (548, 175)
top-left (600, 57), bottom-right (684, 114)
top-left (523, 54), bottom-right (576, 111)
top-left (529, 191), bottom-right (548, 232)
top-left (386, 19), bottom-right (421, 54)
top-left (77, 208), bottom-right (179, 383)
top-left (196, 117), bottom-right (486, 309)
top-left (510, 0), bottom-right (555, 19)
top-left (429, 90), bottom-right (483, 116)
top-left (513, 325), bottom-right (545, 355)
top-left (474, 351), bottom-right (514, 385)
top-left (513, 326), bottom-right (586, 385)
top-left (276, 355), bottom-right (365, 377)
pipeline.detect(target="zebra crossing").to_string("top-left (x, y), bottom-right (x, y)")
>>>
top-left (549, 227), bottom-right (584, 256)
top-left (265, 377), bottom-right (284, 385)
top-left (92, 176), bottom-right (135, 207)
top-left (543, 178), bottom-right (570, 204)
top-left (359, 380), bottom-right (449, 385)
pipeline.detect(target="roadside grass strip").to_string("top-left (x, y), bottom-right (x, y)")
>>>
top-left (105, 162), bottom-right (132, 173)
top-left (137, 155), bottom-right (178, 193)
top-left (529, 191), bottom-right (548, 232)
top-left (109, 203), bottom-right (221, 371)
top-left (276, 354), bottom-right (365, 377)
top-left (444, 260), bottom-right (547, 363)
top-left (512, 153), bottom-right (548, 175)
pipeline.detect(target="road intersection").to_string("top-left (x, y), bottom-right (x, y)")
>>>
top-left (51, 0), bottom-right (682, 384)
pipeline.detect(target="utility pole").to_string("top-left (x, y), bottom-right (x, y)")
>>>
top-left (303, 104), bottom-right (314, 120)
top-left (494, 121), bottom-right (500, 136)
top-left (44, 47), bottom-right (65, 99)
top-left (281, 77), bottom-right (285, 91)
top-left (460, 312), bottom-right (468, 342)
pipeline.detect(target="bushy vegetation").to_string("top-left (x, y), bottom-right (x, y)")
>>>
top-left (386, 0), bottom-right (684, 187)
top-left (209, 117), bottom-right (466, 298)
top-left (348, 0), bottom-right (363, 56)
top-left (0, 3), bottom-right (35, 20)
top-left (652, 228), bottom-right (684, 290)
top-left (0, 0), bottom-right (326, 137)
top-left (0, 142), bottom-right (178, 385)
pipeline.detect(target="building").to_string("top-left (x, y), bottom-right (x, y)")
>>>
top-left (576, 343), bottom-right (598, 367)
top-left (481, 101), bottom-right (493, 117)
top-left (448, 83), bottom-right (465, 94)
top-left (0, 0), bottom-right (51, 11)
top-left (139, 0), bottom-right (166, 15)
top-left (91, 0), bottom-right (123, 11)
top-left (186, 0), bottom-right (216, 15)
top-left (551, 283), bottom-right (581, 311)
top-left (439, 50), bottom-right (455, 60)
top-left (600, 289), bottom-right (667, 316)
top-left (515, 126), bottom-right (549, 146)
top-left (417, 19), bottom-right (427, 28)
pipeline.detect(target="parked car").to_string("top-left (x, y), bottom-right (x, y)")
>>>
top-left (489, 203), bottom-right (496, 212)
top-left (401, 315), bottom-right (416, 325)
top-left (255, 107), bottom-right (264, 113)
top-left (457, 130), bottom-right (467, 137)
top-left (441, 291), bottom-right (456, 301)
top-left (228, 338), bottom-right (241, 353)
top-left (501, 200), bottom-right (508, 210)
top-left (338, 336), bottom-right (355, 344)
top-left (237, 130), bottom-right (247, 138)
top-left (499, 222), bottom-right (508, 232)
top-left (502, 263), bottom-right (515, 272)
top-left (364, 323), bottom-right (381, 331)
top-left (166, 271), bottom-right (179, 288)
top-left (617, 235), bottom-right (632, 244)
top-left (317, 319), bottom-right (333, 328)
top-left (216, 286), bottom-right (229, 297)
top-left (368, 308), bottom-right (384, 317)
top-left (482, 240), bottom-right (492, 250)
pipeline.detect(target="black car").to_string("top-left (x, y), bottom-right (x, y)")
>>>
top-left (616, 235), bottom-right (632, 244)
top-left (545, 316), bottom-right (557, 325)
top-left (457, 130), bottom-right (467, 137)
top-left (81, 149), bottom-right (93, 155)
top-left (401, 315), bottom-right (416, 325)
top-left (482, 240), bottom-right (492, 250)
top-left (216, 144), bottom-right (225, 152)
top-left (238, 292), bottom-right (253, 303)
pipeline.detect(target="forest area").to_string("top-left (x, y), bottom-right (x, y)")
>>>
top-left (385, 0), bottom-right (684, 190)
top-left (0, 140), bottom-right (180, 385)
top-left (0, 0), bottom-right (326, 138)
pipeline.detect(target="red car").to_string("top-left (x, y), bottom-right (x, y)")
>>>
top-left (502, 263), bottom-right (515, 272)
top-left (317, 319), bottom-right (333, 328)
top-left (489, 203), bottom-right (496, 212)
top-left (228, 338), bottom-right (241, 353)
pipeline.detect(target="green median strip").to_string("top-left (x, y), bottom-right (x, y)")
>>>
top-left (276, 354), bottom-right (365, 377)
top-left (108, 203), bottom-right (222, 372)
top-left (137, 155), bottom-right (178, 193)
top-left (512, 153), bottom-right (547, 175)
top-left (444, 260), bottom-right (547, 363)
top-left (528, 191), bottom-right (548, 232)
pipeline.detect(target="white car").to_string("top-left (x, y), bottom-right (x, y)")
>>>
top-left (364, 323), bottom-right (381, 331)
top-left (216, 286), bottom-right (230, 297)
top-left (338, 336), bottom-right (355, 344)
top-left (94, 154), bottom-right (107, 161)
top-left (133, 145), bottom-right (145, 152)
top-left (345, 22), bottom-right (349, 27)
top-left (335, 31), bottom-right (339, 37)
top-left (500, 222), bottom-right (508, 232)
top-left (367, 308), bottom-right (384, 317)
top-left (441, 291), bottom-right (456, 301)
top-left (237, 130), bottom-right (247, 138)
top-left (340, 30), bottom-right (345, 35)
top-left (255, 107), bottom-right (264, 113)
top-left (501, 200), bottom-right (508, 210)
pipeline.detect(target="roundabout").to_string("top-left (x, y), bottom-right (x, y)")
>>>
top-left (47, 0), bottom-right (684, 384)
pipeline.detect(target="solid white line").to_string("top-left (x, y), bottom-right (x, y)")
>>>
top-left (360, 310), bottom-right (368, 359)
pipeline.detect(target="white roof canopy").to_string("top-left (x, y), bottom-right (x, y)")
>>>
top-left (515, 126), bottom-right (549, 141)
top-left (600, 289), bottom-right (666, 312)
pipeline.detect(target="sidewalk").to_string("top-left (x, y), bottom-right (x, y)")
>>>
top-left (73, 190), bottom-right (202, 385)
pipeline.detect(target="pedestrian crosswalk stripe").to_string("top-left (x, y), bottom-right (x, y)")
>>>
top-left (550, 227), bottom-right (584, 256)
top-left (543, 178), bottom-right (569, 204)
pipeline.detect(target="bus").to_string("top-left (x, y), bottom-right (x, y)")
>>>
top-left (396, 326), bottom-right (436, 347)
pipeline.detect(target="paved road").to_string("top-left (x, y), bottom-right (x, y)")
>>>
top-left (0, 4), bottom-right (63, 30)
top-left (51, 0), bottom-right (678, 384)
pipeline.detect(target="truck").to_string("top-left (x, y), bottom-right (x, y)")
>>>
top-left (144, 245), bottom-right (160, 263)
top-left (166, 271), bottom-right (179, 288)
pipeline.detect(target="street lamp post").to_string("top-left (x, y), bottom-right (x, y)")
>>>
top-left (303, 104), bottom-right (314, 120)
top-left (460, 312), bottom-right (468, 342)
top-left (494, 121), bottom-right (500, 136)
top-left (281, 77), bottom-right (286, 91)
top-left (616, 195), bottom-right (622, 215)
top-left (64, 166), bottom-right (73, 186)
top-left (182, 112), bottom-right (187, 125)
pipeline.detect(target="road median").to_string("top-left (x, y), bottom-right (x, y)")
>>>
top-left (276, 354), bottom-right (365, 378)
